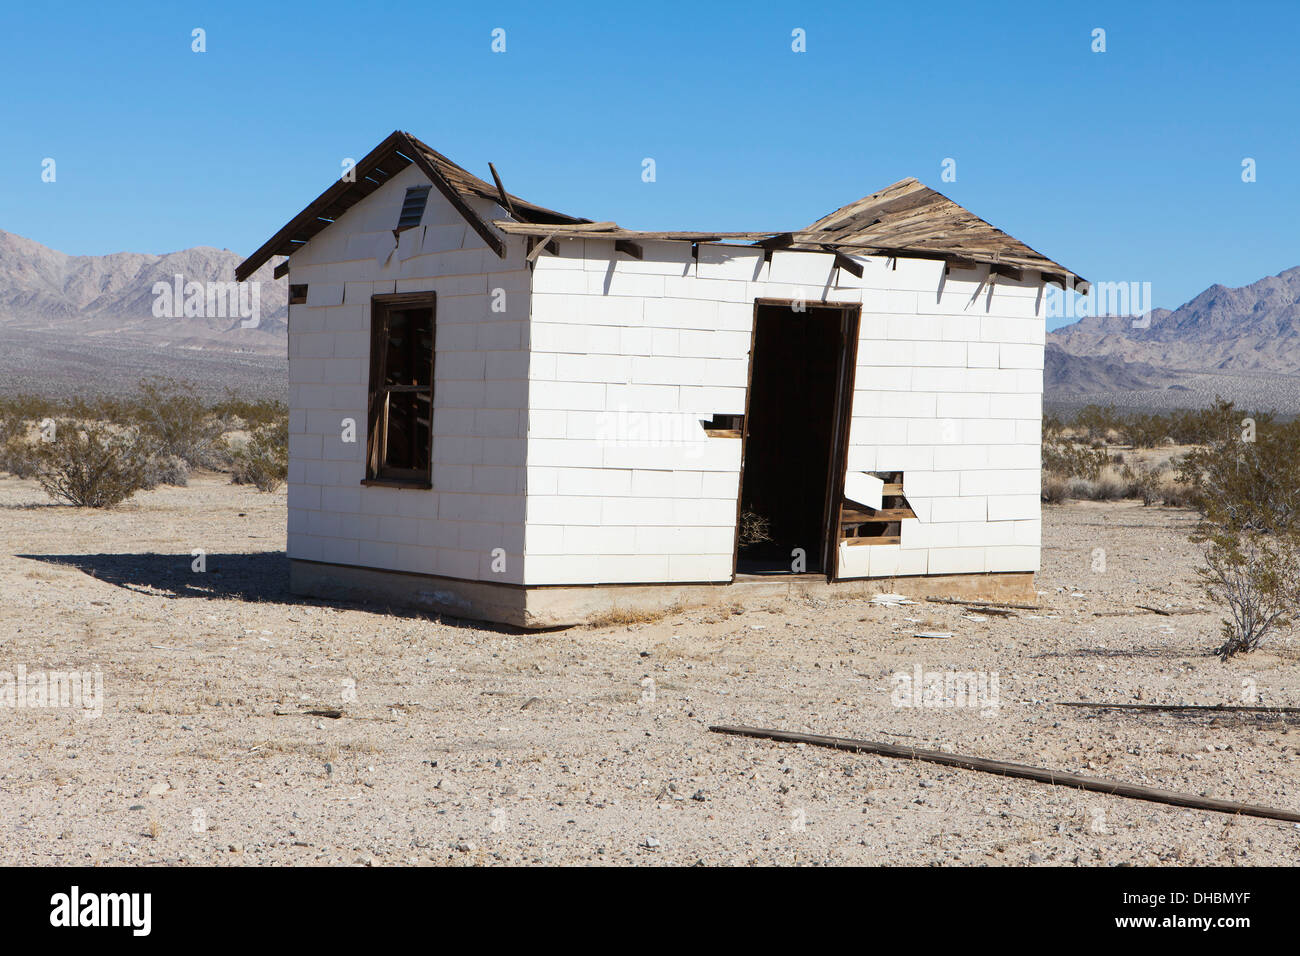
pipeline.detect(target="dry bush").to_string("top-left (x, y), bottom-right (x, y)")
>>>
top-left (0, 414), bottom-right (39, 478)
top-left (1091, 475), bottom-right (1126, 501)
top-left (0, 394), bottom-right (58, 424)
top-left (1120, 460), bottom-right (1165, 506)
top-left (1182, 412), bottom-right (1300, 658)
top-left (1043, 439), bottom-right (1110, 482)
top-left (131, 377), bottom-right (225, 468)
top-left (0, 436), bottom-right (38, 478)
top-left (586, 602), bottom-right (683, 628)
top-left (739, 509), bottom-right (772, 545)
top-left (225, 419), bottom-right (288, 492)
top-left (1120, 413), bottom-right (1172, 449)
top-left (140, 453), bottom-right (190, 489)
top-left (29, 422), bottom-right (149, 508)
top-left (1065, 472), bottom-right (1125, 501)
top-left (211, 390), bottom-right (288, 431)
top-left (1177, 417), bottom-right (1300, 534)
top-left (1197, 530), bottom-right (1299, 660)
top-left (1041, 475), bottom-right (1071, 504)
top-left (1052, 398), bottom-right (1258, 449)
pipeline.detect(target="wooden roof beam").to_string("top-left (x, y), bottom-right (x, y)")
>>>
top-left (402, 133), bottom-right (505, 258)
top-left (235, 130), bottom-right (411, 280)
top-left (759, 232), bottom-right (794, 263)
top-left (614, 239), bottom-right (643, 260)
top-left (823, 245), bottom-right (864, 279)
top-left (526, 235), bottom-right (558, 263)
top-left (487, 162), bottom-right (517, 219)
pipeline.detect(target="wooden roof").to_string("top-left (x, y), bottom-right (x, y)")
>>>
top-left (234, 131), bottom-right (585, 281)
top-left (495, 179), bottom-right (1084, 287)
top-left (790, 178), bottom-right (1084, 286)
top-left (237, 134), bottom-right (1083, 288)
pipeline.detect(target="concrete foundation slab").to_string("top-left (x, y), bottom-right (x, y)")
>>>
top-left (290, 559), bottom-right (1036, 629)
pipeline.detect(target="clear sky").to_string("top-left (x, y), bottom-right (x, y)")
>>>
top-left (2, 0), bottom-right (1297, 327)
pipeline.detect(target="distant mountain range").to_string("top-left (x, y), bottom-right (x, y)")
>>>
top-left (1, 227), bottom-right (1298, 410)
top-left (1050, 266), bottom-right (1300, 376)
top-left (1046, 266), bottom-right (1300, 410)
top-left (0, 229), bottom-right (285, 352)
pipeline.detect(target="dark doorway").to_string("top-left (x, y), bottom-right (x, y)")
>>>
top-left (736, 302), bottom-right (856, 576)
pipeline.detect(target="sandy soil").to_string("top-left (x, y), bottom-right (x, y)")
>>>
top-left (1, 473), bottom-right (1297, 866)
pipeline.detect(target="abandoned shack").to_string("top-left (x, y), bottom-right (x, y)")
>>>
top-left (235, 130), bottom-right (1085, 627)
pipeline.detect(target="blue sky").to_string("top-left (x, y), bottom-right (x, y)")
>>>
top-left (2, 0), bottom-right (1296, 327)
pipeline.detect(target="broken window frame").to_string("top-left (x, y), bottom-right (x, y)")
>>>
top-left (364, 292), bottom-right (436, 487)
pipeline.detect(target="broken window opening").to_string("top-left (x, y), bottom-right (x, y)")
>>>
top-left (840, 471), bottom-right (916, 546)
top-left (365, 294), bottom-right (435, 485)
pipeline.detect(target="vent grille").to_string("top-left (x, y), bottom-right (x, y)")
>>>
top-left (396, 186), bottom-right (431, 231)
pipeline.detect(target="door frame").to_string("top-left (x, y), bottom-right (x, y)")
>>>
top-left (731, 298), bottom-right (862, 582)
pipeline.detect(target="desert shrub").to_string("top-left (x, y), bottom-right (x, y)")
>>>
top-left (211, 390), bottom-right (288, 431)
top-left (1066, 476), bottom-right (1125, 501)
top-left (1197, 529), bottom-right (1299, 660)
top-left (1120, 460), bottom-right (1164, 506)
top-left (1043, 439), bottom-right (1110, 481)
top-left (1042, 412), bottom-right (1066, 440)
top-left (140, 453), bottom-right (190, 489)
top-left (1072, 404), bottom-right (1120, 444)
top-left (1041, 476), bottom-right (1070, 504)
top-left (1167, 397), bottom-right (1270, 447)
top-left (0, 394), bottom-right (58, 424)
top-left (1121, 413), bottom-right (1171, 449)
top-left (225, 419), bottom-right (288, 492)
top-left (29, 422), bottom-right (149, 508)
top-left (1092, 475), bottom-right (1126, 500)
top-left (1052, 399), bottom-right (1273, 451)
top-left (0, 435), bottom-right (39, 478)
top-left (1177, 417), bottom-right (1300, 534)
top-left (1180, 413), bottom-right (1300, 658)
top-left (131, 378), bottom-right (224, 468)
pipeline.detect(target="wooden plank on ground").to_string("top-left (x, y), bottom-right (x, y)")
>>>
top-left (926, 596), bottom-right (1039, 611)
top-left (1058, 702), bottom-right (1300, 714)
top-left (709, 725), bottom-right (1300, 823)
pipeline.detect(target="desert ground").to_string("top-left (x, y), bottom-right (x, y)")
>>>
top-left (0, 473), bottom-right (1297, 866)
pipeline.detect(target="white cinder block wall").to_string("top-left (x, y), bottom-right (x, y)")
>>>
top-left (285, 165), bottom-right (532, 585)
top-left (525, 243), bottom-right (1044, 585)
top-left (286, 166), bottom-right (1043, 591)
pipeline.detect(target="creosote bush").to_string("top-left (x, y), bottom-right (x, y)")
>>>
top-left (140, 453), bottom-right (190, 489)
top-left (225, 419), bottom-right (288, 492)
top-left (30, 421), bottom-right (149, 508)
top-left (1120, 460), bottom-right (1165, 506)
top-left (1196, 528), bottom-right (1299, 660)
top-left (132, 378), bottom-right (226, 468)
top-left (1180, 406), bottom-right (1300, 658)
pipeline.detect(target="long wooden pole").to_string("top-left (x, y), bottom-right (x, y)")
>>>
top-left (709, 724), bottom-right (1300, 823)
top-left (1058, 701), bottom-right (1300, 714)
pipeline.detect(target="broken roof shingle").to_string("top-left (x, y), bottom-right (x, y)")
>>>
top-left (789, 177), bottom-right (1084, 285)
